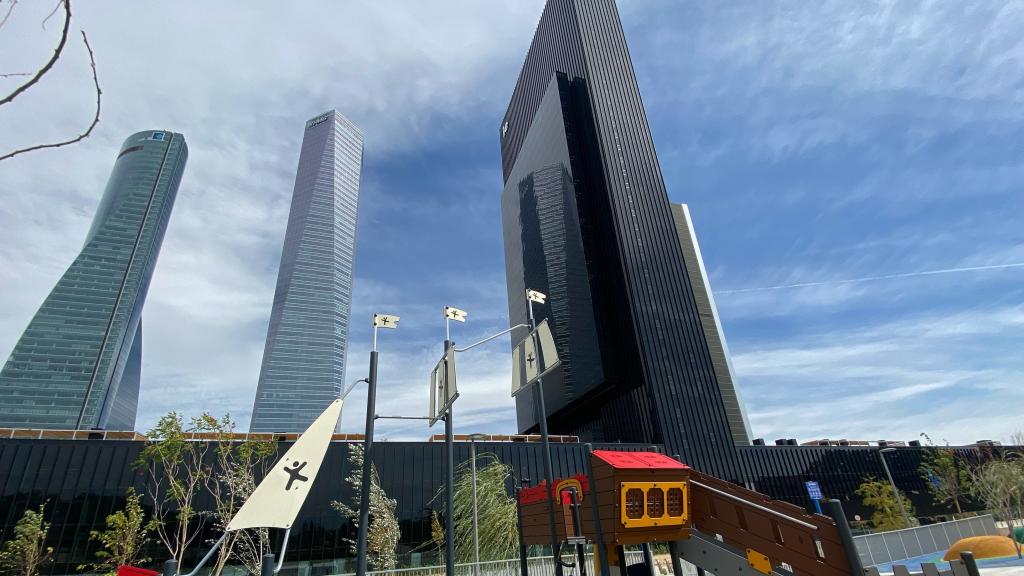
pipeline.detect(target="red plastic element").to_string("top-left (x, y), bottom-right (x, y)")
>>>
top-left (592, 450), bottom-right (689, 470)
top-left (118, 566), bottom-right (159, 576)
top-left (518, 473), bottom-right (589, 505)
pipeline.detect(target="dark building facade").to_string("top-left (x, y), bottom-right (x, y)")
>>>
top-left (500, 0), bottom-right (742, 480)
top-left (0, 438), bottom-right (993, 575)
top-left (0, 132), bottom-right (187, 431)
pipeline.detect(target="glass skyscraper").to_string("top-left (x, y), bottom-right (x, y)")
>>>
top-left (249, 110), bottom-right (363, 433)
top-left (0, 130), bottom-right (188, 430)
top-left (501, 0), bottom-right (745, 480)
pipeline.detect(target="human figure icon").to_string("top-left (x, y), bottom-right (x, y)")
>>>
top-left (283, 460), bottom-right (309, 490)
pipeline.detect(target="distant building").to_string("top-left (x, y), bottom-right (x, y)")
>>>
top-left (250, 110), bottom-right (363, 433)
top-left (671, 204), bottom-right (752, 445)
top-left (500, 0), bottom-right (744, 480)
top-left (0, 131), bottom-right (188, 430)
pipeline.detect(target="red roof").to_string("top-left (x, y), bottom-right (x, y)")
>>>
top-left (592, 450), bottom-right (689, 470)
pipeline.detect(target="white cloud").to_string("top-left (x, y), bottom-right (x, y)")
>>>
top-left (732, 304), bottom-right (1024, 444)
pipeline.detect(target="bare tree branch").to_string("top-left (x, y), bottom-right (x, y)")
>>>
top-left (40, 0), bottom-right (62, 30)
top-left (0, 72), bottom-right (32, 78)
top-left (0, 0), bottom-right (19, 30)
top-left (0, 0), bottom-right (70, 107)
top-left (0, 29), bottom-right (100, 162)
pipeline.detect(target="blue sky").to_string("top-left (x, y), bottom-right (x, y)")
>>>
top-left (1, 1), bottom-right (1021, 445)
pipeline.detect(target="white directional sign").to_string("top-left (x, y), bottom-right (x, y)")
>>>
top-left (443, 306), bottom-right (467, 323)
top-left (510, 319), bottom-right (560, 397)
top-left (428, 346), bottom-right (459, 427)
top-left (227, 399), bottom-right (342, 531)
top-left (373, 313), bottom-right (400, 329)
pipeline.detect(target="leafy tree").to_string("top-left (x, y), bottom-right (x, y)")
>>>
top-left (856, 478), bottom-right (917, 531)
top-left (448, 454), bottom-right (518, 562)
top-left (0, 503), bottom-right (53, 576)
top-left (919, 434), bottom-right (972, 516)
top-left (331, 444), bottom-right (400, 570)
top-left (429, 510), bottom-right (445, 562)
top-left (79, 488), bottom-right (151, 575)
top-left (969, 457), bottom-right (1024, 558)
top-left (206, 415), bottom-right (276, 576)
top-left (135, 411), bottom-right (221, 567)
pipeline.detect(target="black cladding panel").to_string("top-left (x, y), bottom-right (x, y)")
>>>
top-left (499, 0), bottom-right (742, 480)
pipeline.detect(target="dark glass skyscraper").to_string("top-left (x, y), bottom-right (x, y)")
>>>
top-left (0, 131), bottom-right (187, 430)
top-left (501, 0), bottom-right (744, 480)
top-left (249, 111), bottom-right (363, 433)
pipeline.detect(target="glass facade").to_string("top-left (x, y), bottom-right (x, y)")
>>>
top-left (501, 0), bottom-right (745, 481)
top-left (250, 111), bottom-right (363, 433)
top-left (502, 75), bottom-right (604, 432)
top-left (0, 132), bottom-right (188, 430)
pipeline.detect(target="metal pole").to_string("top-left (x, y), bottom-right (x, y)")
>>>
top-left (355, 339), bottom-right (379, 576)
top-left (528, 297), bottom-right (562, 576)
top-left (517, 479), bottom-right (530, 576)
top-left (824, 499), bottom-right (865, 576)
top-left (471, 438), bottom-right (480, 576)
top-left (444, 340), bottom-right (456, 576)
top-left (879, 450), bottom-right (912, 528)
top-left (261, 553), bottom-right (275, 576)
top-left (568, 487), bottom-right (587, 576)
top-left (585, 444), bottom-right (610, 576)
top-left (641, 543), bottom-right (655, 576)
top-left (667, 541), bottom-right (684, 576)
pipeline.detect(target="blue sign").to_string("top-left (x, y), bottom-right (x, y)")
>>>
top-left (805, 480), bottom-right (823, 500)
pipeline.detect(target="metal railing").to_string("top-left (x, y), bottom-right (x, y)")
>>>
top-left (321, 551), bottom-right (663, 576)
top-left (853, 514), bottom-right (998, 567)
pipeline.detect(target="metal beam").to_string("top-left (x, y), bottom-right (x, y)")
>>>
top-left (674, 531), bottom-right (793, 576)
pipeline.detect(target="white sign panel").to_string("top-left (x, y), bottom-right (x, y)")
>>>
top-left (227, 399), bottom-right (342, 531)
top-left (510, 319), bottom-right (561, 397)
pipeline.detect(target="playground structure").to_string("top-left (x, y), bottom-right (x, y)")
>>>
top-left (518, 448), bottom-right (867, 576)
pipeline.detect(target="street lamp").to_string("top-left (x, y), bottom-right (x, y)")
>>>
top-left (356, 313), bottom-right (399, 576)
top-left (525, 288), bottom-right (562, 576)
top-left (468, 432), bottom-right (488, 576)
top-left (879, 447), bottom-right (912, 529)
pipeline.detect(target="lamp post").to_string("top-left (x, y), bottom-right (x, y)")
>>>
top-left (468, 432), bottom-right (488, 576)
top-left (525, 289), bottom-right (562, 576)
top-left (879, 447), bottom-right (912, 528)
top-left (355, 313), bottom-right (399, 576)
top-left (441, 306), bottom-right (468, 576)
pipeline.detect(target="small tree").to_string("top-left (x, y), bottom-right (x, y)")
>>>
top-left (856, 478), bottom-right (917, 531)
top-left (331, 444), bottom-right (400, 570)
top-left (919, 435), bottom-right (972, 516)
top-left (80, 488), bottom-right (151, 575)
top-left (970, 458), bottom-right (1024, 558)
top-left (135, 412), bottom-right (221, 567)
top-left (0, 503), bottom-right (53, 576)
top-left (429, 510), bottom-right (445, 563)
top-left (206, 414), bottom-right (276, 576)
top-left (447, 454), bottom-right (518, 562)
